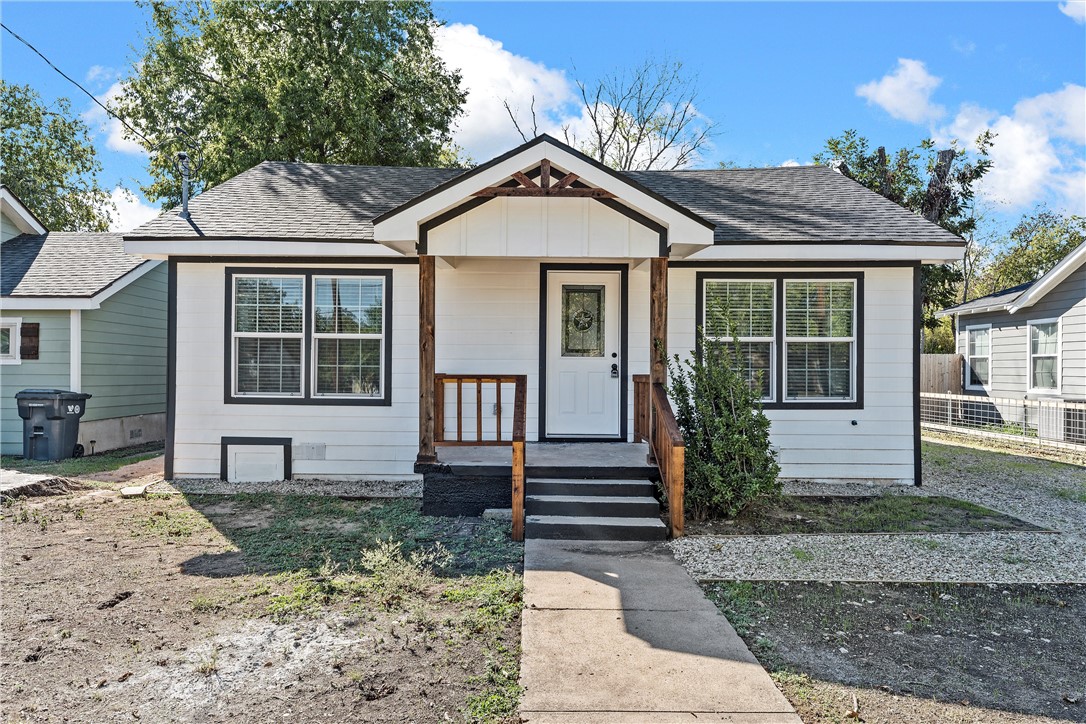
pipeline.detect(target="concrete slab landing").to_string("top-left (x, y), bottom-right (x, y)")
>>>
top-left (520, 540), bottom-right (800, 724)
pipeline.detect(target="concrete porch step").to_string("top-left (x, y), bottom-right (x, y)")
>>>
top-left (526, 478), bottom-right (657, 497)
top-left (525, 515), bottom-right (667, 541)
top-left (526, 494), bottom-right (661, 518)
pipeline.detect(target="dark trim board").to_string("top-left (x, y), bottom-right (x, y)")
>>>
top-left (539, 263), bottom-right (629, 443)
top-left (223, 266), bottom-right (394, 406)
top-left (172, 256), bottom-right (418, 265)
top-left (164, 260), bottom-right (177, 480)
top-left (695, 270), bottom-right (865, 411)
top-left (913, 265), bottom-right (923, 487)
top-left (671, 260), bottom-right (923, 269)
top-left (219, 436), bottom-right (292, 481)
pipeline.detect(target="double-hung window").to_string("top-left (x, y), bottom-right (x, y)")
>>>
top-left (703, 280), bottom-right (775, 400)
top-left (0, 318), bottom-right (20, 364)
top-left (228, 269), bottom-right (391, 404)
top-left (699, 273), bottom-right (861, 407)
top-left (784, 281), bottom-right (856, 401)
top-left (1028, 319), bottom-right (1059, 392)
top-left (965, 325), bottom-right (990, 390)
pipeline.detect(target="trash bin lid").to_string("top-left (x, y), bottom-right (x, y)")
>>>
top-left (15, 389), bottom-right (93, 399)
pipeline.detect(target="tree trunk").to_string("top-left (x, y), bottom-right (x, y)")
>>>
top-left (922, 149), bottom-right (956, 223)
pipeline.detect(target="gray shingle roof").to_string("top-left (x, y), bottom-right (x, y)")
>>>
top-left (1, 232), bottom-right (148, 297)
top-left (128, 162), bottom-right (462, 241)
top-left (938, 282), bottom-right (1034, 316)
top-left (627, 167), bottom-right (964, 244)
top-left (125, 160), bottom-right (964, 246)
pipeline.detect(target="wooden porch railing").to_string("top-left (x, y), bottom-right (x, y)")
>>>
top-left (433, 374), bottom-right (528, 541)
top-left (649, 382), bottom-right (685, 538)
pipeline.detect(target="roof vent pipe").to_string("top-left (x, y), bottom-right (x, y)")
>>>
top-left (177, 151), bottom-right (192, 220)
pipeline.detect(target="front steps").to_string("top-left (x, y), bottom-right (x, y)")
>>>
top-left (524, 478), bottom-right (667, 541)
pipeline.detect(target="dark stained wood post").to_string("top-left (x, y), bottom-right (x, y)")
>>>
top-left (649, 257), bottom-right (668, 464)
top-left (650, 257), bottom-right (668, 386)
top-left (417, 254), bottom-right (437, 465)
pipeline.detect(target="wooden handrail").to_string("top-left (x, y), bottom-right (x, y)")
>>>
top-left (632, 374), bottom-right (650, 443)
top-left (648, 382), bottom-right (685, 538)
top-left (434, 373), bottom-right (528, 541)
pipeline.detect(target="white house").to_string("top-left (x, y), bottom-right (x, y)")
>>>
top-left (124, 136), bottom-right (964, 538)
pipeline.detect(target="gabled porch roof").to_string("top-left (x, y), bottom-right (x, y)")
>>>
top-left (372, 134), bottom-right (717, 256)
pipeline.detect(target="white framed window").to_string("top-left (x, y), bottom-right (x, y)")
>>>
top-left (232, 275), bottom-right (305, 397)
top-left (784, 280), bottom-right (856, 401)
top-left (0, 318), bottom-right (21, 364)
top-left (1027, 318), bottom-right (1059, 393)
top-left (703, 280), bottom-right (775, 401)
top-left (965, 324), bottom-right (991, 390)
top-left (312, 276), bottom-right (385, 398)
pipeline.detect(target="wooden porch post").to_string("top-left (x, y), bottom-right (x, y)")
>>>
top-left (649, 257), bottom-right (668, 464)
top-left (417, 254), bottom-right (437, 465)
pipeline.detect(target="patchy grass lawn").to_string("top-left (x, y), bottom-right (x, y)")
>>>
top-left (0, 443), bottom-right (163, 477)
top-left (706, 580), bottom-right (1086, 723)
top-left (1, 490), bottom-right (523, 723)
top-left (686, 495), bottom-right (1040, 536)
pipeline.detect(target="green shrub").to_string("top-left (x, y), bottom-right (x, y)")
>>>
top-left (666, 316), bottom-right (781, 520)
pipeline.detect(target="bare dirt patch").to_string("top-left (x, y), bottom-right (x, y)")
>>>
top-left (706, 580), bottom-right (1086, 723)
top-left (2, 491), bottom-right (523, 723)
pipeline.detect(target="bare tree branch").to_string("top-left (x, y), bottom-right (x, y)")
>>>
top-left (502, 95), bottom-right (539, 143)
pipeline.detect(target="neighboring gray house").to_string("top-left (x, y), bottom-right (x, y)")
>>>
top-left (0, 186), bottom-right (168, 456)
top-left (938, 242), bottom-right (1085, 403)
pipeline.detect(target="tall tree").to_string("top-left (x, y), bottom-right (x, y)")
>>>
top-left (505, 58), bottom-right (717, 170)
top-left (116, 0), bottom-right (466, 205)
top-left (0, 82), bottom-right (113, 231)
top-left (975, 208), bottom-right (1085, 295)
top-left (814, 129), bottom-right (994, 329)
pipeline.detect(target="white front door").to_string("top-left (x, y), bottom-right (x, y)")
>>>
top-left (545, 270), bottom-right (622, 438)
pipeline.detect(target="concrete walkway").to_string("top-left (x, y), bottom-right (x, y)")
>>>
top-left (520, 540), bottom-right (801, 723)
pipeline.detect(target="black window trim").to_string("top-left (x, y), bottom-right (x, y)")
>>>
top-left (696, 271), bottom-right (865, 410)
top-left (224, 266), bottom-right (393, 406)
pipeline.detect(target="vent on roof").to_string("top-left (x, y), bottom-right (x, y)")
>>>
top-left (176, 152), bottom-right (193, 220)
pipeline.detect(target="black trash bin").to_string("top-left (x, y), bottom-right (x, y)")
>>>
top-left (15, 389), bottom-right (93, 461)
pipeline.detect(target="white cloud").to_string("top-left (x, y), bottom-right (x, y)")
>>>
top-left (108, 188), bottom-right (159, 232)
top-left (950, 38), bottom-right (976, 56)
top-left (1059, 1), bottom-right (1086, 23)
top-left (434, 23), bottom-right (575, 160)
top-left (83, 81), bottom-right (147, 156)
top-left (935, 84), bottom-right (1086, 213)
top-left (84, 65), bottom-right (120, 88)
top-left (856, 58), bottom-right (945, 123)
top-left (780, 159), bottom-right (801, 167)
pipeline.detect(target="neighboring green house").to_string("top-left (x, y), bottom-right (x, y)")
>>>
top-left (0, 186), bottom-right (168, 456)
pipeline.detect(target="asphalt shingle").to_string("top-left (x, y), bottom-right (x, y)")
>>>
top-left (1, 232), bottom-right (148, 298)
top-left (125, 160), bottom-right (964, 246)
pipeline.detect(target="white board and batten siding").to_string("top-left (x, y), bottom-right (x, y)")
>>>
top-left (669, 265), bottom-right (918, 485)
top-left (426, 198), bottom-right (660, 258)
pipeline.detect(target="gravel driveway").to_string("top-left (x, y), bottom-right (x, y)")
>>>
top-left (671, 441), bottom-right (1086, 584)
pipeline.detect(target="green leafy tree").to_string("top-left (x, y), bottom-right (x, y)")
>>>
top-left (975, 208), bottom-right (1085, 295)
top-left (666, 307), bottom-right (781, 520)
top-left (0, 81), bottom-right (113, 231)
top-left (116, 0), bottom-right (466, 205)
top-left (814, 129), bottom-right (994, 329)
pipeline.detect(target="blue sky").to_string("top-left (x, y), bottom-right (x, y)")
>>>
top-left (2, 1), bottom-right (1084, 233)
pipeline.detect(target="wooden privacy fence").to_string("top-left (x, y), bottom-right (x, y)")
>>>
top-left (634, 374), bottom-right (686, 537)
top-left (434, 374), bottom-right (528, 540)
top-left (921, 354), bottom-right (964, 394)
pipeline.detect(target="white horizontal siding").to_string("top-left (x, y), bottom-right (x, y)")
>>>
top-left (172, 262), bottom-right (421, 479)
top-left (669, 265), bottom-right (917, 484)
top-left (173, 260), bottom-right (918, 485)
